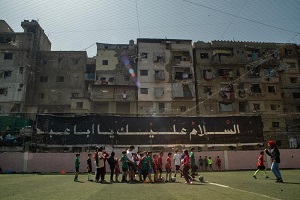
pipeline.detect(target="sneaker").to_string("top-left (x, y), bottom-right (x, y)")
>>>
top-left (253, 175), bottom-right (257, 179)
top-left (275, 179), bottom-right (283, 183)
top-left (265, 176), bottom-right (270, 179)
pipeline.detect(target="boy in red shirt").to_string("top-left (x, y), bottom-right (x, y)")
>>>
top-left (157, 151), bottom-right (163, 181)
top-left (153, 154), bottom-right (158, 182)
top-left (216, 156), bottom-right (222, 171)
top-left (165, 152), bottom-right (172, 182)
top-left (253, 151), bottom-right (269, 179)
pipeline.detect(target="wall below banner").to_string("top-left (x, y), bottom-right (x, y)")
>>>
top-left (0, 149), bottom-right (299, 173)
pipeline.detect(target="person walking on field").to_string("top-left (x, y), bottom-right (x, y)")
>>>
top-left (265, 141), bottom-right (283, 183)
top-left (208, 157), bottom-right (213, 171)
top-left (216, 156), bottom-right (222, 171)
top-left (199, 156), bottom-right (204, 171)
top-left (253, 151), bottom-right (269, 179)
top-left (204, 156), bottom-right (208, 171)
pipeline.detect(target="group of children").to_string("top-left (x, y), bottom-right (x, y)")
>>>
top-left (198, 155), bottom-right (222, 172)
top-left (74, 146), bottom-right (198, 184)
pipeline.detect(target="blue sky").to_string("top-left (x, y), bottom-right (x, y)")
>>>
top-left (1, 0), bottom-right (300, 57)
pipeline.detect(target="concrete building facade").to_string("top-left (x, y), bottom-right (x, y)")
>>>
top-left (0, 20), bottom-right (51, 115)
top-left (137, 38), bottom-right (196, 116)
top-left (91, 41), bottom-right (137, 115)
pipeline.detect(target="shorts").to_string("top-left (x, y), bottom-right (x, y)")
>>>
top-left (257, 166), bottom-right (266, 170)
top-left (122, 167), bottom-right (128, 172)
top-left (153, 168), bottom-right (157, 174)
top-left (128, 163), bottom-right (134, 171)
top-left (166, 168), bottom-right (171, 173)
top-left (158, 168), bottom-right (162, 173)
top-left (75, 167), bottom-right (79, 172)
top-left (175, 165), bottom-right (180, 170)
top-left (138, 169), bottom-right (142, 174)
top-left (148, 169), bottom-right (152, 174)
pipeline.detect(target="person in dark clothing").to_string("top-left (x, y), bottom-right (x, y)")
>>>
top-left (265, 140), bottom-right (283, 183)
top-left (107, 152), bottom-right (116, 183)
top-left (87, 153), bottom-right (93, 181)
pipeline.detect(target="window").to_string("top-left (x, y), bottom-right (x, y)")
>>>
top-left (204, 86), bottom-right (211, 93)
top-left (290, 77), bottom-right (298, 83)
top-left (297, 106), bottom-right (300, 112)
top-left (19, 84), bottom-right (23, 88)
top-left (4, 53), bottom-right (13, 60)
top-left (140, 70), bottom-right (148, 76)
top-left (124, 75), bottom-right (129, 81)
top-left (251, 84), bottom-right (261, 93)
top-left (263, 68), bottom-right (276, 77)
top-left (219, 102), bottom-right (234, 112)
top-left (180, 106), bottom-right (186, 112)
top-left (71, 93), bottom-right (79, 98)
top-left (268, 86), bottom-right (276, 93)
top-left (73, 59), bottom-right (79, 65)
top-left (0, 88), bottom-right (8, 95)
top-left (239, 102), bottom-right (247, 112)
top-left (4, 71), bottom-right (12, 78)
top-left (271, 105), bottom-right (277, 110)
top-left (105, 46), bottom-right (108, 49)
top-left (253, 103), bottom-right (260, 111)
top-left (43, 60), bottom-right (48, 65)
top-left (140, 88), bottom-right (148, 94)
top-left (218, 69), bottom-right (234, 78)
top-left (272, 122), bottom-right (279, 128)
top-left (19, 67), bottom-right (24, 74)
top-left (247, 67), bottom-right (260, 77)
top-left (285, 48), bottom-right (293, 55)
top-left (102, 60), bottom-right (108, 65)
top-left (58, 58), bottom-right (63, 63)
top-left (174, 56), bottom-right (182, 62)
top-left (56, 76), bottom-right (64, 82)
top-left (141, 52), bottom-right (148, 59)
top-left (158, 103), bottom-right (165, 113)
top-left (293, 93), bottom-right (300, 98)
top-left (76, 102), bottom-right (83, 109)
top-left (39, 93), bottom-right (44, 99)
top-left (40, 76), bottom-right (48, 82)
top-left (200, 53), bottom-right (209, 59)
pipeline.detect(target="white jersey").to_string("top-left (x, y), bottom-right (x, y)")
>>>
top-left (174, 153), bottom-right (181, 165)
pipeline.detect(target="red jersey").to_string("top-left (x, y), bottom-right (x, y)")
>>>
top-left (257, 155), bottom-right (264, 166)
top-left (157, 156), bottom-right (163, 169)
top-left (137, 157), bottom-right (142, 170)
top-left (115, 160), bottom-right (120, 174)
top-left (183, 155), bottom-right (190, 167)
top-left (216, 158), bottom-right (221, 165)
top-left (165, 156), bottom-right (171, 169)
top-left (153, 158), bottom-right (158, 170)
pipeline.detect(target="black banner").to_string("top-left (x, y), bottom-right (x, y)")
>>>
top-left (36, 115), bottom-right (263, 146)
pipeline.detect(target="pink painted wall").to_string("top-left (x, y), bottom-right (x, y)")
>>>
top-left (1, 150), bottom-right (300, 173)
top-left (0, 152), bottom-right (24, 172)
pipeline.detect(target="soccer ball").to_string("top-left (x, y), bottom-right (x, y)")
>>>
top-left (199, 175), bottom-right (204, 182)
top-left (171, 177), bottom-right (176, 182)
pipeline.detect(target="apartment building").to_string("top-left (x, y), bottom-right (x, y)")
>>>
top-left (91, 41), bottom-right (137, 115)
top-left (137, 38), bottom-right (196, 116)
top-left (0, 20), bottom-right (51, 115)
top-left (29, 51), bottom-right (88, 114)
top-left (193, 40), bottom-right (300, 147)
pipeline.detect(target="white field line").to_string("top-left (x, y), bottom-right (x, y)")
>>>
top-left (208, 182), bottom-right (282, 200)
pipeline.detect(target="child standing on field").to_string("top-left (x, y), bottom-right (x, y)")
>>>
top-left (74, 153), bottom-right (80, 182)
top-left (165, 152), bottom-right (172, 182)
top-left (87, 153), bottom-right (93, 181)
top-left (253, 151), bottom-right (269, 179)
top-left (216, 156), bottom-right (222, 171)
top-left (208, 157), bottom-right (213, 171)
top-left (120, 150), bottom-right (129, 182)
top-left (115, 158), bottom-right (120, 182)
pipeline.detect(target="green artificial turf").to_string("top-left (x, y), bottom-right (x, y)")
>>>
top-left (0, 170), bottom-right (299, 200)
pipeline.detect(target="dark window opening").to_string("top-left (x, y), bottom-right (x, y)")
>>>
top-left (141, 53), bottom-right (148, 59)
top-left (40, 76), bottom-right (48, 82)
top-left (140, 70), bottom-right (148, 76)
top-left (43, 60), bottom-right (48, 65)
top-left (200, 53), bottom-right (209, 59)
top-left (39, 93), bottom-right (44, 99)
top-left (290, 77), bottom-right (297, 83)
top-left (19, 67), bottom-right (24, 74)
top-left (253, 103), bottom-right (260, 111)
top-left (140, 88), bottom-right (148, 94)
top-left (268, 86), bottom-right (276, 93)
top-left (247, 67), bottom-right (260, 77)
top-left (239, 102), bottom-right (247, 112)
top-left (4, 53), bottom-right (13, 60)
top-left (251, 84), bottom-right (261, 93)
top-left (56, 76), bottom-right (64, 82)
top-left (293, 93), bottom-right (300, 98)
top-left (102, 60), bottom-right (108, 65)
top-left (180, 106), bottom-right (186, 112)
top-left (0, 88), bottom-right (8, 95)
top-left (271, 105), bottom-right (277, 110)
top-left (272, 122), bottom-right (279, 128)
top-left (73, 59), bottom-right (79, 65)
top-left (4, 71), bottom-right (12, 78)
top-left (76, 102), bottom-right (83, 109)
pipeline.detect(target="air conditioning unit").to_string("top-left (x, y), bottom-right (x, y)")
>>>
top-left (122, 94), bottom-right (127, 99)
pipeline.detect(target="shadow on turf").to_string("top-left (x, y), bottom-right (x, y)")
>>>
top-left (281, 182), bottom-right (300, 185)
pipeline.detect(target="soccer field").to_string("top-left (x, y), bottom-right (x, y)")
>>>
top-left (0, 170), bottom-right (299, 200)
